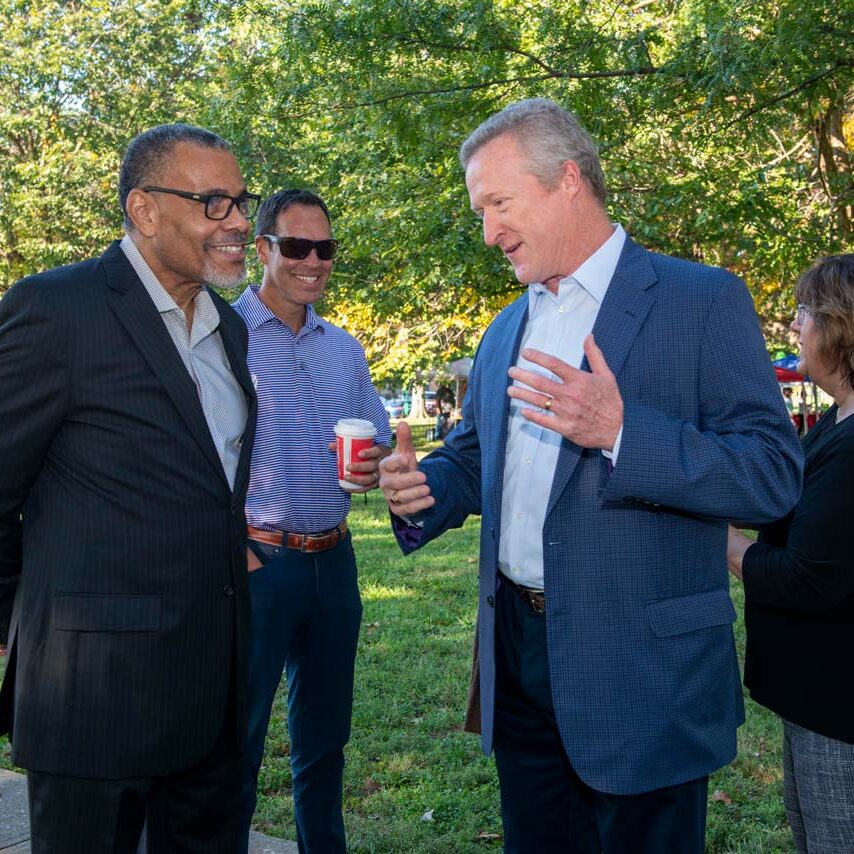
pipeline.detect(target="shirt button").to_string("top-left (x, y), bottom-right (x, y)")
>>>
top-left (486, 595), bottom-right (495, 608)
top-left (223, 585), bottom-right (235, 597)
top-left (512, 567), bottom-right (520, 577)
top-left (557, 306), bottom-right (564, 313)
top-left (516, 512), bottom-right (523, 520)
top-left (524, 456), bottom-right (531, 465)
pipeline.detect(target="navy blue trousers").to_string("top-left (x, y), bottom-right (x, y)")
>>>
top-left (240, 535), bottom-right (362, 854)
top-left (27, 673), bottom-right (241, 853)
top-left (493, 579), bottom-right (708, 854)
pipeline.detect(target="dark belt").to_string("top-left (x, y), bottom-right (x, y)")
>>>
top-left (500, 573), bottom-right (546, 615)
top-left (248, 522), bottom-right (348, 553)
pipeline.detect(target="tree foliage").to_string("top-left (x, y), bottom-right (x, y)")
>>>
top-left (0, 0), bottom-right (223, 280)
top-left (1, 0), bottom-right (852, 382)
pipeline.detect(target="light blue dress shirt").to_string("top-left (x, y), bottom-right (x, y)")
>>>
top-left (498, 225), bottom-right (627, 589)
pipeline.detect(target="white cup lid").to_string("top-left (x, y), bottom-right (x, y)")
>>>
top-left (334, 418), bottom-right (377, 438)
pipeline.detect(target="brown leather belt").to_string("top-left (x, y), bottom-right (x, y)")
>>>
top-left (248, 522), bottom-right (348, 553)
top-left (501, 573), bottom-right (546, 615)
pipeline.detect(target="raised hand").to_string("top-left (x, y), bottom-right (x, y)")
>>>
top-left (379, 422), bottom-right (435, 517)
top-left (507, 334), bottom-right (623, 450)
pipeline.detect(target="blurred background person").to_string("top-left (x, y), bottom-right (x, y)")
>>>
top-left (782, 386), bottom-right (794, 419)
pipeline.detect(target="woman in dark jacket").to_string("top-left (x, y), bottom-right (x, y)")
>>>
top-left (728, 254), bottom-right (854, 853)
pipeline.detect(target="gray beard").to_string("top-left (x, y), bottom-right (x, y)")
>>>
top-left (202, 259), bottom-right (247, 289)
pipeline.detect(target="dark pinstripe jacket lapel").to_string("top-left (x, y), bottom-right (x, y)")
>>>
top-left (100, 241), bottom-right (232, 491)
top-left (212, 290), bottom-right (257, 500)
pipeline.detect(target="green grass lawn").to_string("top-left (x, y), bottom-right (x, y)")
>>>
top-left (0, 491), bottom-right (794, 852)
top-left (252, 491), bottom-right (794, 853)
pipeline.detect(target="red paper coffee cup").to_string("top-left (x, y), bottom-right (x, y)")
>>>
top-left (334, 418), bottom-right (377, 491)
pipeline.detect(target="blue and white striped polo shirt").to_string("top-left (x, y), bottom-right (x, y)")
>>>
top-left (233, 285), bottom-right (391, 534)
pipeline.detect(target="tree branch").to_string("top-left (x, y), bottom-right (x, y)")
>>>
top-left (723, 61), bottom-right (854, 129)
top-left (326, 64), bottom-right (661, 111)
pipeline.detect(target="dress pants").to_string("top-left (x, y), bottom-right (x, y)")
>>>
top-left (26, 675), bottom-right (242, 854)
top-left (783, 719), bottom-right (854, 853)
top-left (492, 578), bottom-right (708, 854)
top-left (240, 534), bottom-right (362, 854)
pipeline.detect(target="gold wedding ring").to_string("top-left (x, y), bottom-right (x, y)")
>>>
top-left (544, 396), bottom-right (552, 412)
top-left (390, 491), bottom-right (400, 504)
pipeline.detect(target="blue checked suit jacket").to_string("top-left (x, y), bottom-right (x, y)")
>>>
top-left (405, 237), bottom-right (803, 795)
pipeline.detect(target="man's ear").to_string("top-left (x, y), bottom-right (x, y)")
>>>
top-left (559, 160), bottom-right (582, 197)
top-left (255, 235), bottom-right (270, 266)
top-left (126, 188), bottom-right (158, 237)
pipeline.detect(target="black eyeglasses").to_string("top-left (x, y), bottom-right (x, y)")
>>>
top-left (260, 234), bottom-right (339, 261)
top-left (142, 186), bottom-right (261, 220)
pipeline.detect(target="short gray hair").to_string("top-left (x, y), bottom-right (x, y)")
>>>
top-left (119, 124), bottom-right (231, 230)
top-left (459, 98), bottom-right (606, 204)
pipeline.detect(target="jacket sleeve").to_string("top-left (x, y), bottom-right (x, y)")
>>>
top-left (417, 410), bottom-right (484, 541)
top-left (603, 273), bottom-right (803, 523)
top-left (742, 426), bottom-right (854, 612)
top-left (392, 346), bottom-right (486, 554)
top-left (0, 280), bottom-right (70, 642)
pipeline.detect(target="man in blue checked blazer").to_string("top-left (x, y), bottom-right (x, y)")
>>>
top-left (380, 99), bottom-right (802, 853)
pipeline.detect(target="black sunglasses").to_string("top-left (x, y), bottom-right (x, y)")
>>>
top-left (260, 234), bottom-right (339, 261)
top-left (142, 186), bottom-right (261, 220)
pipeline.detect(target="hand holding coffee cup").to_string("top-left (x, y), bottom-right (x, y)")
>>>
top-left (334, 418), bottom-right (381, 492)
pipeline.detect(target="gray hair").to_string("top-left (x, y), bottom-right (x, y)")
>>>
top-left (458, 98), bottom-right (606, 204)
top-left (119, 124), bottom-right (231, 230)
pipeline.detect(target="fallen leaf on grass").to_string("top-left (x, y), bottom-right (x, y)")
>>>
top-left (362, 777), bottom-right (382, 796)
top-left (711, 789), bottom-right (733, 805)
top-left (366, 621), bottom-right (381, 629)
top-left (475, 831), bottom-right (502, 842)
top-left (420, 809), bottom-right (435, 822)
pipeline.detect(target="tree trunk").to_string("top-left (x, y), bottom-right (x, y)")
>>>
top-left (815, 102), bottom-right (853, 241)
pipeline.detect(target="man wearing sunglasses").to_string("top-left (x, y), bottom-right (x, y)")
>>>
top-left (0, 123), bottom-right (258, 852)
top-left (233, 189), bottom-right (391, 852)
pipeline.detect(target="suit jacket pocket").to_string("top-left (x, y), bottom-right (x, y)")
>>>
top-left (646, 588), bottom-right (735, 638)
top-left (53, 593), bottom-right (161, 632)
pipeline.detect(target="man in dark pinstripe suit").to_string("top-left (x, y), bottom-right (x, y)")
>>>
top-left (0, 124), bottom-right (258, 852)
